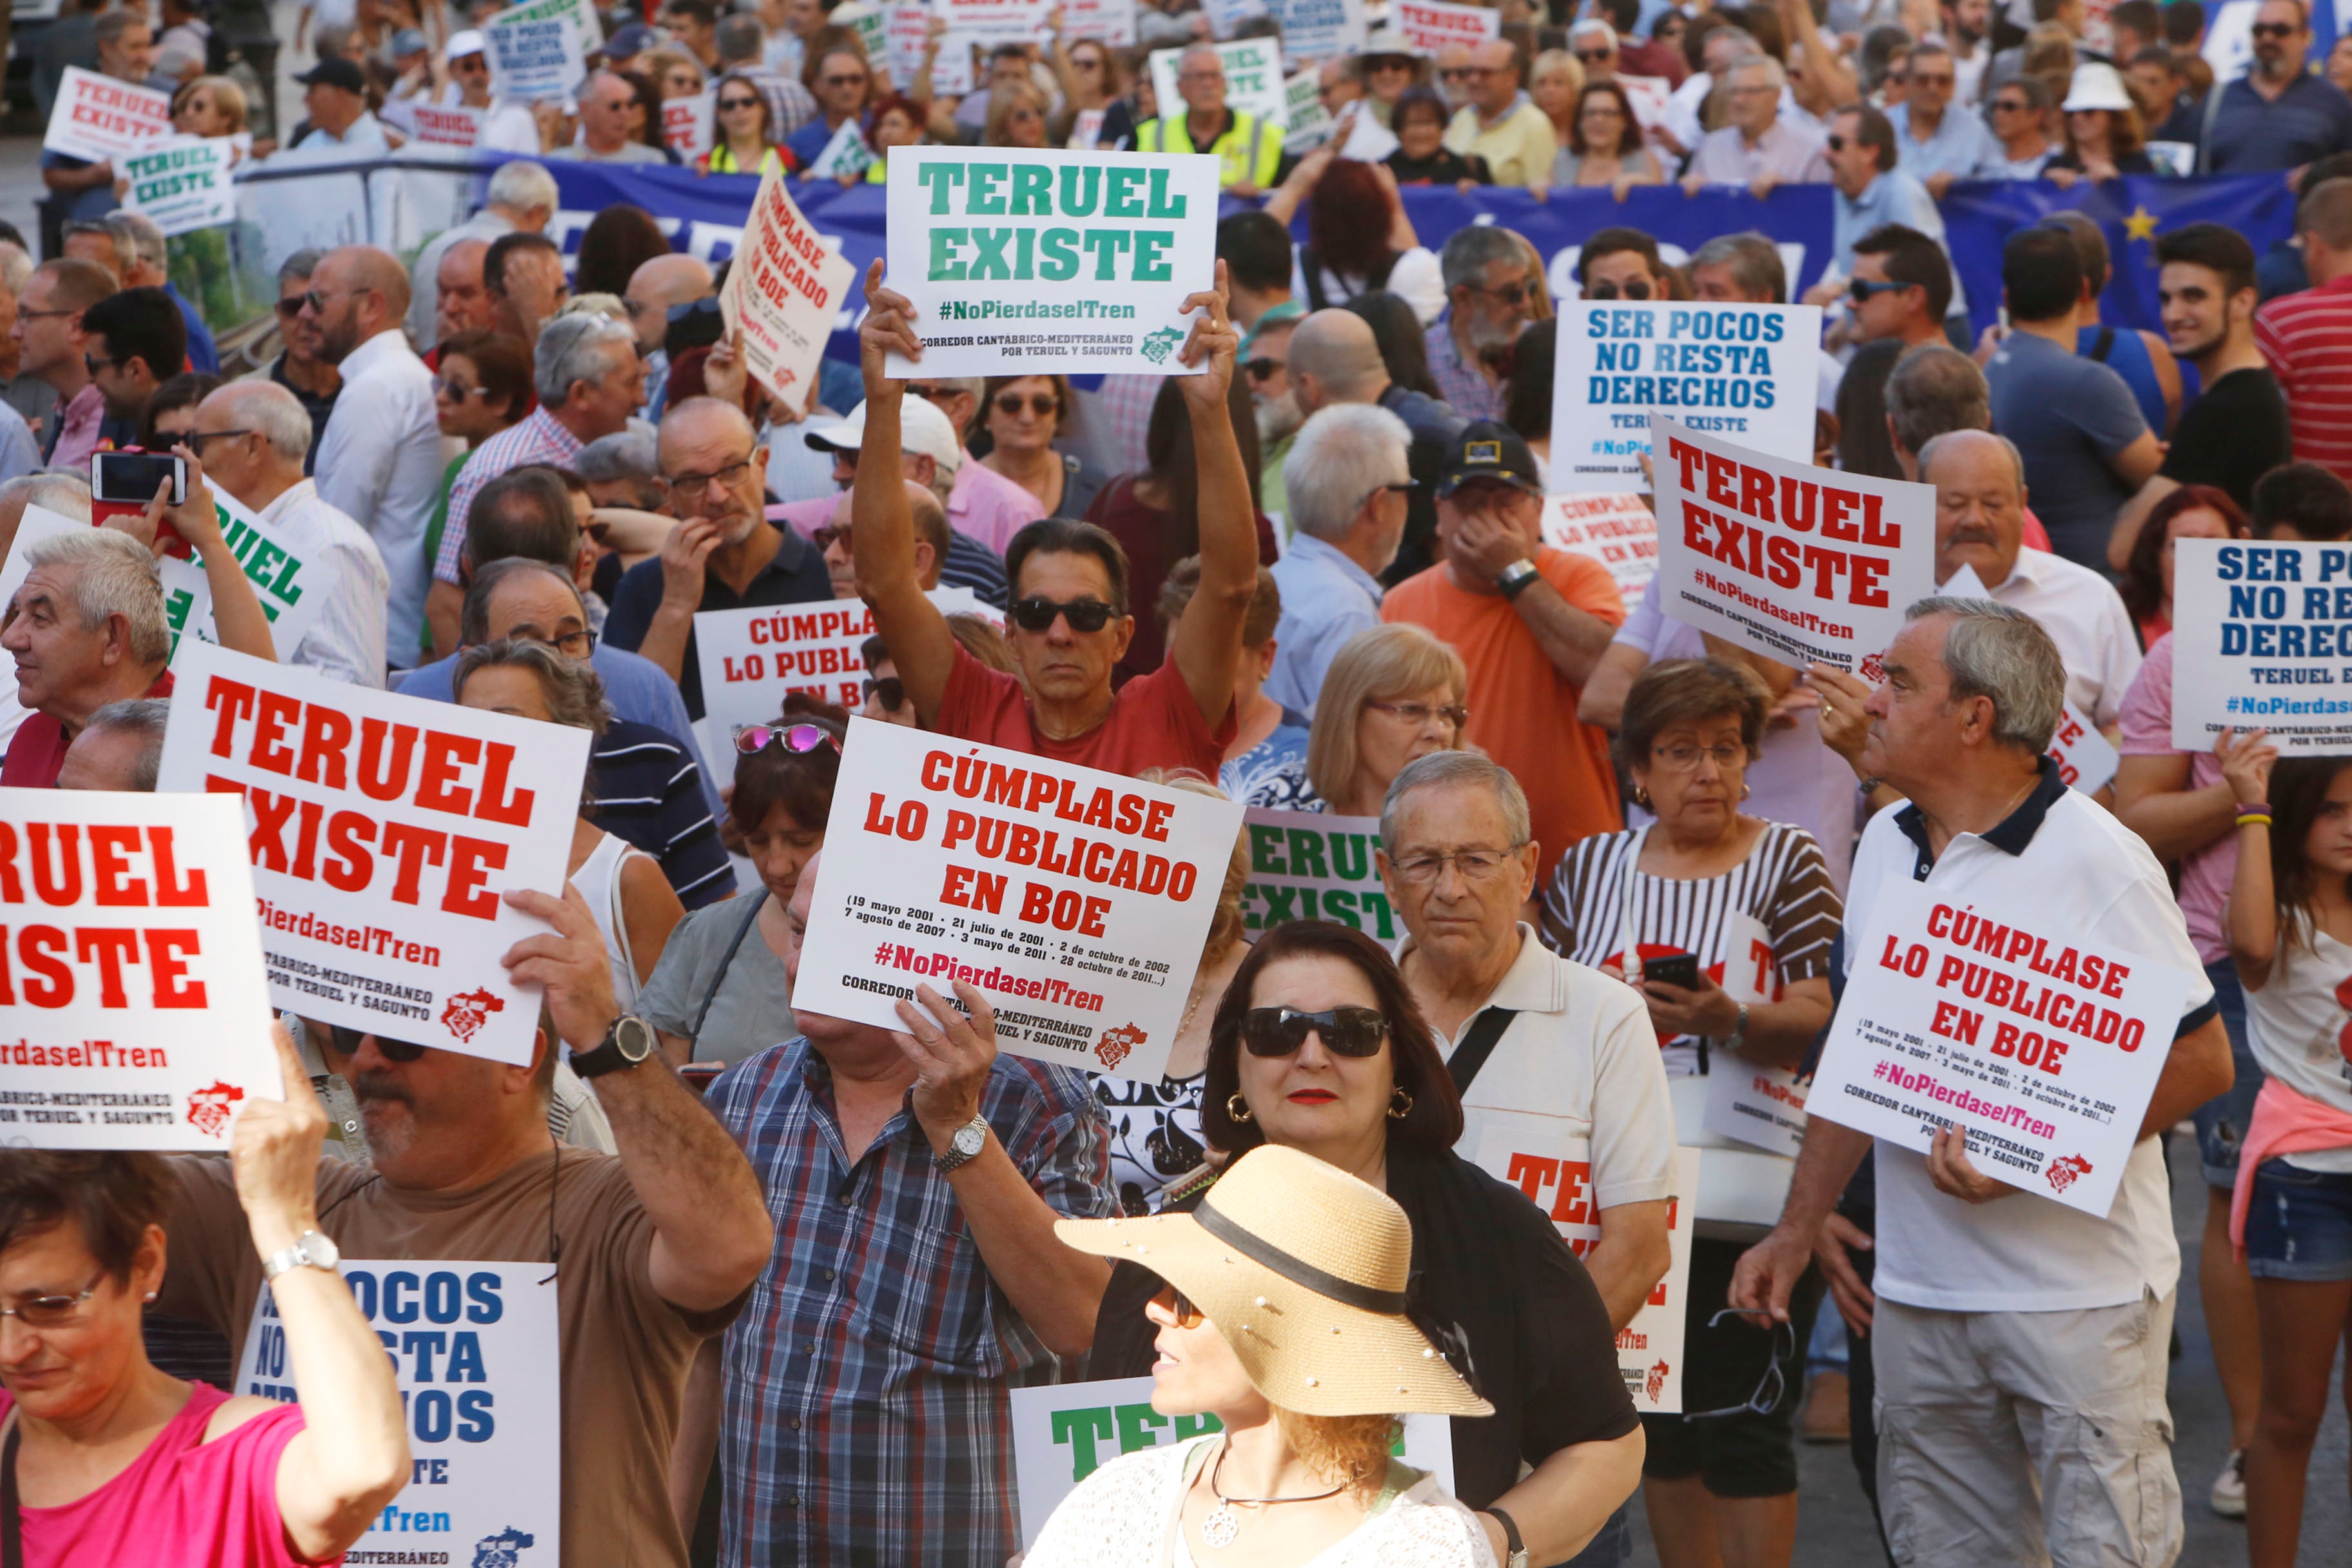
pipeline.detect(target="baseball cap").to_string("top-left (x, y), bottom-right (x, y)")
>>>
top-left (805, 396), bottom-right (963, 474)
top-left (446, 28), bottom-right (487, 58)
top-left (1436, 420), bottom-right (1542, 499)
top-left (607, 22), bottom-right (656, 60)
top-left (295, 57), bottom-right (368, 93)
top-left (391, 28), bottom-right (428, 56)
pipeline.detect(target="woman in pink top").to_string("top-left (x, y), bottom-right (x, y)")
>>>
top-left (0, 1026), bottom-right (409, 1566)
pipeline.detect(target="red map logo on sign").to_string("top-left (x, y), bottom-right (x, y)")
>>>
top-left (441, 988), bottom-right (507, 1044)
top-left (2045, 1153), bottom-right (2093, 1193)
top-left (1646, 1360), bottom-right (1671, 1404)
top-left (1095, 1022), bottom-right (1147, 1071)
top-left (186, 1081), bottom-right (244, 1138)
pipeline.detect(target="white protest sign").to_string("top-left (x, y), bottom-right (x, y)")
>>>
top-left (720, 160), bottom-right (857, 406)
top-left (835, 3), bottom-right (890, 79)
top-left (2169, 538), bottom-right (2352, 754)
top-left (1649, 415), bottom-right (1935, 674)
top-left (663, 88), bottom-right (714, 159)
top-left (1391, 0), bottom-right (1499, 54)
top-left (1340, 103), bottom-right (1400, 160)
top-left (1202, 0), bottom-right (1269, 37)
top-left (236, 1263), bottom-right (559, 1563)
top-left (1239, 808), bottom-right (1400, 941)
top-left (42, 66), bottom-right (172, 163)
top-left (380, 99), bottom-right (484, 146)
top-left (155, 643), bottom-right (591, 1068)
top-left (939, 0), bottom-right (1050, 43)
top-left (1551, 302), bottom-right (1822, 491)
top-left (692, 600), bottom-right (872, 787)
top-left (794, 717), bottom-right (1246, 1081)
top-left (1151, 39), bottom-right (1289, 128)
top-left (1282, 71), bottom-right (1332, 153)
top-left (0, 790), bottom-right (279, 1151)
top-left (806, 117), bottom-right (876, 179)
top-left (1620, 73), bottom-right (1671, 131)
top-left (885, 146), bottom-right (1220, 378)
top-left (1064, 0), bottom-right (1139, 46)
top-left (1810, 879), bottom-right (2195, 1216)
top-left (485, 0), bottom-right (594, 104)
top-left (1274, 0), bottom-right (1369, 61)
top-left (884, 0), bottom-right (938, 92)
top-left (1465, 1121), bottom-right (1698, 1414)
top-left (1011, 1376), bottom-right (1453, 1547)
top-left (1540, 493), bottom-right (1658, 611)
top-left (120, 136), bottom-right (239, 237)
top-left (1939, 562), bottom-right (2117, 792)
top-left (2203, 0), bottom-right (2257, 82)
top-left (1699, 911), bottom-right (1808, 1158)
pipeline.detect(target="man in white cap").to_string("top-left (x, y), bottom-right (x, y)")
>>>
top-left (437, 27), bottom-right (547, 154)
top-left (777, 395), bottom-right (1010, 606)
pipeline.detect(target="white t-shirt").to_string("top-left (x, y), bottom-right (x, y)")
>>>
top-left (1949, 547), bottom-right (2144, 729)
top-left (2244, 914), bottom-right (2352, 1171)
top-left (1403, 923), bottom-right (1676, 1211)
top-left (1843, 778), bottom-right (2213, 1313)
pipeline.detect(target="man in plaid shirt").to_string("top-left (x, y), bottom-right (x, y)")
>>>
top-left (707, 851), bottom-right (1117, 1566)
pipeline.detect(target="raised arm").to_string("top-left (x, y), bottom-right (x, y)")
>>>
top-left (106, 450), bottom-right (279, 662)
top-left (502, 885), bottom-right (775, 1311)
top-left (1166, 262), bottom-right (1255, 729)
top-left (852, 260), bottom-right (960, 726)
top-left (2219, 727), bottom-right (2282, 989)
top-left (2113, 750), bottom-right (2233, 863)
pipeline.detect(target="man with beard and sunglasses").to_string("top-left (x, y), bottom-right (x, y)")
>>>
top-left (851, 261), bottom-right (1255, 781)
top-left (150, 886), bottom-right (776, 1568)
top-left (2199, 0), bottom-right (2352, 173)
top-left (1426, 226), bottom-right (1539, 422)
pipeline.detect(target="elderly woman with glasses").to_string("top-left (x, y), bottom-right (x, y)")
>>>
top-left (1538, 658), bottom-right (1840, 1568)
top-left (977, 371), bottom-right (1102, 518)
top-left (1298, 624), bottom-right (1468, 815)
top-left (0, 1042), bottom-right (409, 1567)
top-left (1087, 921), bottom-right (1646, 1568)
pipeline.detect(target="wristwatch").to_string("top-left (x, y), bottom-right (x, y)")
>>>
top-left (1495, 558), bottom-right (1542, 599)
top-left (572, 1014), bottom-right (656, 1079)
top-left (262, 1229), bottom-right (340, 1283)
top-left (1487, 1506), bottom-right (1530, 1568)
top-left (934, 1112), bottom-right (991, 1173)
top-left (1727, 1003), bottom-right (1750, 1053)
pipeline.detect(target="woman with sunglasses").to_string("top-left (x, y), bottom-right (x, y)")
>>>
top-left (639, 700), bottom-right (844, 1069)
top-left (984, 79), bottom-right (1054, 149)
top-left (1300, 625), bottom-right (1468, 816)
top-left (1265, 150), bottom-right (1446, 326)
top-left (975, 372), bottom-right (1102, 519)
top-left (699, 74), bottom-right (789, 175)
top-left (1539, 659), bottom-right (1839, 1568)
top-left (0, 1042), bottom-right (410, 1567)
top-left (1037, 1144), bottom-right (1498, 1567)
top-left (1553, 80), bottom-right (1663, 200)
top-left (416, 329), bottom-right (531, 656)
top-left (1052, 35), bottom-right (1132, 149)
top-left (1385, 86), bottom-right (1493, 186)
top-left (1087, 922), bottom-right (1645, 1568)
top-left (2045, 63), bottom-right (2155, 184)
top-left (1986, 74), bottom-right (2057, 177)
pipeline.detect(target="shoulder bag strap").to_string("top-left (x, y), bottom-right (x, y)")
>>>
top-left (2088, 324), bottom-right (2116, 364)
top-left (3, 1410), bottom-right (22, 1568)
top-left (1299, 248), bottom-right (1332, 311)
top-left (688, 891), bottom-right (769, 1046)
top-left (1445, 1006), bottom-right (1522, 1094)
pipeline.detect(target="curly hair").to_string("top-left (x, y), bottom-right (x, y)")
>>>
top-left (1275, 1408), bottom-right (1401, 1494)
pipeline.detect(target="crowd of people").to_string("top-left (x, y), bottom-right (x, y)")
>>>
top-left (10, 2), bottom-right (2352, 1568)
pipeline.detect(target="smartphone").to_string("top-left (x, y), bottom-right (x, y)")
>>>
top-left (1642, 952), bottom-right (1701, 990)
top-left (678, 1061), bottom-right (725, 1095)
top-left (93, 449), bottom-right (186, 507)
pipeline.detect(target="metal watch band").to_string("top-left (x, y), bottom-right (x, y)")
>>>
top-left (934, 1113), bottom-right (991, 1173)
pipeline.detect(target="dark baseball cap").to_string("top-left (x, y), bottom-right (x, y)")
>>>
top-left (1436, 420), bottom-right (1543, 499)
top-left (295, 57), bottom-right (368, 93)
top-left (607, 22), bottom-right (657, 59)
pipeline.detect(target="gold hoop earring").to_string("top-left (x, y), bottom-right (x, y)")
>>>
top-left (1634, 786), bottom-right (1651, 808)
top-left (1388, 1086), bottom-right (1415, 1120)
top-left (1226, 1093), bottom-right (1254, 1124)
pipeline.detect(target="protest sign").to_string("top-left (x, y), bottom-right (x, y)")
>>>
top-left (1201, 0), bottom-right (1269, 37)
top-left (2168, 538), bottom-right (2352, 754)
top-left (1649, 415), bottom-right (1935, 673)
top-left (884, 146), bottom-right (1220, 378)
top-left (1698, 912), bottom-right (1808, 1158)
top-left (805, 118), bottom-right (876, 179)
top-left (720, 159), bottom-right (857, 405)
top-left (835, 2), bottom-right (889, 77)
top-left (1464, 1121), bottom-right (1699, 1413)
top-left (883, 0), bottom-right (937, 90)
top-left (0, 789), bottom-right (279, 1151)
top-left (1282, 71), bottom-right (1331, 153)
top-left (1238, 807), bottom-right (1399, 940)
top-left (1273, 0), bottom-right (1369, 60)
top-left (485, 0), bottom-right (596, 104)
top-left (121, 136), bottom-right (239, 237)
top-left (1620, 74), bottom-right (1671, 131)
top-left (1809, 879), bottom-right (2195, 1216)
top-left (663, 88), bottom-right (714, 159)
top-left (43, 66), bottom-right (172, 164)
top-left (380, 99), bottom-right (483, 146)
top-left (155, 642), bottom-right (590, 1068)
top-left (1150, 39), bottom-right (1289, 130)
top-left (1064, 0), bottom-right (1138, 45)
top-left (1391, 0), bottom-right (1499, 54)
top-left (1010, 1376), bottom-right (1453, 1546)
top-left (792, 717), bottom-right (1246, 1081)
top-left (1540, 493), bottom-right (1658, 610)
top-left (237, 1264), bottom-right (559, 1563)
top-left (939, 0), bottom-right (1050, 43)
top-left (1551, 301), bottom-right (1821, 491)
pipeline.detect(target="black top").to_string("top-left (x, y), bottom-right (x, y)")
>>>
top-left (2159, 365), bottom-right (2293, 513)
top-left (1834, 338), bottom-right (1907, 482)
top-left (2042, 147), bottom-right (2157, 175)
top-left (1377, 385), bottom-right (1470, 587)
top-left (602, 520), bottom-right (832, 719)
top-left (1387, 147), bottom-right (1492, 186)
top-left (1088, 1145), bottom-right (1640, 1510)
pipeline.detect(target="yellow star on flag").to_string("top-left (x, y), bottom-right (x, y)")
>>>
top-left (2123, 206), bottom-right (2159, 243)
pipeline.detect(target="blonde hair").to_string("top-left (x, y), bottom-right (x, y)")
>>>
top-left (985, 79), bottom-right (1052, 147)
top-left (643, 47), bottom-right (703, 97)
top-left (175, 74), bottom-right (248, 132)
top-left (1306, 625), bottom-right (1467, 806)
top-left (1150, 774), bottom-right (1250, 960)
top-left (1274, 1407), bottom-right (1400, 1495)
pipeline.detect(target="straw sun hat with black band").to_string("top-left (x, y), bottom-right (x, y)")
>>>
top-left (1056, 1145), bottom-right (1494, 1420)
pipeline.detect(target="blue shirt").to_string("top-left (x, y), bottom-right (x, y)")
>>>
top-left (38, 150), bottom-right (117, 223)
top-left (1886, 102), bottom-right (2003, 182)
top-left (0, 406), bottom-right (39, 486)
top-left (585, 718), bottom-right (733, 909)
top-left (1266, 533), bottom-right (1386, 718)
top-left (603, 522), bottom-right (834, 719)
top-left (1833, 169), bottom-right (1946, 277)
top-left (166, 282), bottom-right (217, 375)
top-left (1985, 329), bottom-right (2149, 570)
top-left (2200, 73), bottom-right (2352, 173)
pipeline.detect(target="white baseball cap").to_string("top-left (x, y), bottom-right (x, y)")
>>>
top-left (447, 28), bottom-right (487, 58)
top-left (804, 395), bottom-right (963, 474)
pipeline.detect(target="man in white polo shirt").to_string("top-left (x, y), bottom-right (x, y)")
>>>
top-left (1732, 596), bottom-right (2230, 1568)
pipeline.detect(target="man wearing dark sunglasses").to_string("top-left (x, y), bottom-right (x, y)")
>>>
top-left (1577, 227), bottom-right (1670, 306)
top-left (851, 259), bottom-right (1257, 780)
top-left (1429, 226), bottom-right (1539, 422)
top-left (1883, 41), bottom-right (2003, 200)
top-left (622, 253), bottom-right (716, 414)
top-left (2202, 0), bottom-right (2352, 173)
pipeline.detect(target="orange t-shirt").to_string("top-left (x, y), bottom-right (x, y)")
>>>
top-left (1382, 549), bottom-right (1626, 879)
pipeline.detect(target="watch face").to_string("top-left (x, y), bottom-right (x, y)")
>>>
top-left (302, 1230), bottom-right (340, 1270)
top-left (614, 1015), bottom-right (655, 1063)
top-left (954, 1120), bottom-right (988, 1156)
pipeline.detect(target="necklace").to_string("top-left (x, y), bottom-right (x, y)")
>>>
top-left (1199, 1438), bottom-right (1346, 1549)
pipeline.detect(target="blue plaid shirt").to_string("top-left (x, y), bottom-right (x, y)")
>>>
top-left (1424, 315), bottom-right (1503, 422)
top-left (707, 1038), bottom-right (1115, 1567)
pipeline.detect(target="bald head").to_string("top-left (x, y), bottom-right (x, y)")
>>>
top-left (1921, 427), bottom-right (2024, 493)
top-left (437, 239), bottom-right (495, 338)
top-left (1288, 309), bottom-right (1391, 413)
top-left (326, 244), bottom-right (411, 317)
top-left (624, 253), bottom-right (714, 354)
top-left (313, 244), bottom-right (410, 362)
top-left (658, 395), bottom-right (756, 463)
top-left (826, 482), bottom-right (947, 591)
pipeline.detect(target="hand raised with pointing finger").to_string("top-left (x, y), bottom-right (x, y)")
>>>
top-left (1173, 259), bottom-right (1239, 410)
top-left (859, 259), bottom-right (924, 397)
top-left (230, 1021), bottom-right (331, 1257)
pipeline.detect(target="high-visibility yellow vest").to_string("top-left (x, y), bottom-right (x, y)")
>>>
top-left (1134, 110), bottom-right (1281, 189)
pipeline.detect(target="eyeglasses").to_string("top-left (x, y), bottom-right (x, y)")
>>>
top-left (1586, 279), bottom-right (1652, 300)
top-left (1990, 97), bottom-right (2028, 112)
top-left (1911, 73), bottom-right (1954, 88)
top-left (433, 376), bottom-right (485, 400)
top-left (15, 306), bottom-right (77, 320)
top-left (273, 297), bottom-right (307, 318)
top-left (863, 674), bottom-right (905, 710)
top-left (184, 426), bottom-right (253, 453)
top-left (718, 95), bottom-right (761, 110)
top-left (1240, 1005), bottom-right (1391, 1058)
top-left (1826, 134), bottom-right (1850, 151)
top-left (1467, 279), bottom-right (1530, 305)
top-left (1388, 845), bottom-right (1522, 884)
top-left (733, 721), bottom-right (841, 757)
top-left (1365, 698), bottom-right (1465, 728)
top-left (665, 458), bottom-right (754, 502)
top-left (83, 353), bottom-right (115, 375)
top-left (327, 1023), bottom-right (427, 1062)
top-left (1651, 741), bottom-right (1746, 771)
top-left (1009, 594), bottom-right (1117, 634)
top-left (297, 286), bottom-right (368, 314)
top-left (1360, 480), bottom-right (1416, 511)
top-left (1, 1269), bottom-right (107, 1329)
top-left (812, 523), bottom-right (850, 551)
top-left (1243, 355), bottom-right (1286, 382)
top-left (1686, 1309), bottom-right (1798, 1419)
top-left (994, 392), bottom-right (1057, 416)
top-left (2252, 21), bottom-right (2299, 37)
top-left (1152, 1282), bottom-right (1207, 1329)
top-left (1847, 277), bottom-right (1914, 303)
top-left (514, 626), bottom-right (595, 658)
top-left (905, 382), bottom-right (957, 402)
top-left (822, 72), bottom-right (867, 86)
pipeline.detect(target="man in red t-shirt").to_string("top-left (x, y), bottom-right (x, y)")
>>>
top-left (848, 260), bottom-right (1259, 782)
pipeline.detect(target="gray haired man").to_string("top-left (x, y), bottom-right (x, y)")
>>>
top-left (1265, 402), bottom-right (1411, 714)
top-left (56, 695), bottom-right (168, 790)
top-left (1428, 226), bottom-right (1538, 422)
top-left (1733, 596), bottom-right (2229, 1568)
top-left (407, 160), bottom-right (559, 348)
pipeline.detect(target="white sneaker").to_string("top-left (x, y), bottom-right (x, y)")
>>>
top-left (2210, 1449), bottom-right (2248, 1519)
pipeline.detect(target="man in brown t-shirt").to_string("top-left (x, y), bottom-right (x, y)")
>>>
top-left (157, 885), bottom-right (774, 1568)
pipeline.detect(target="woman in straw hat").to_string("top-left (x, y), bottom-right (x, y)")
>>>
top-left (1087, 921), bottom-right (1643, 1568)
top-left (1034, 1143), bottom-right (1498, 1566)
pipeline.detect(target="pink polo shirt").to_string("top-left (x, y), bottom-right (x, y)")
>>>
top-left (947, 453), bottom-right (1046, 554)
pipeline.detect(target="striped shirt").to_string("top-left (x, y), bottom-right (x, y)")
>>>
top-left (1540, 819), bottom-right (1841, 1077)
top-left (2255, 273), bottom-right (2352, 489)
top-left (435, 408), bottom-right (586, 583)
top-left (585, 718), bottom-right (732, 908)
top-left (705, 1039), bottom-right (1114, 1568)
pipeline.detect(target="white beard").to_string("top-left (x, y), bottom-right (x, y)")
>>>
top-left (1256, 390), bottom-right (1304, 447)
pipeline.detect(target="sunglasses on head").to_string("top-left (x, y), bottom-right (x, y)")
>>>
top-left (732, 721), bottom-right (842, 757)
top-left (1009, 595), bottom-right (1117, 634)
top-left (994, 392), bottom-right (1057, 416)
top-left (1240, 1005), bottom-right (1390, 1058)
top-left (1587, 279), bottom-right (1651, 300)
top-left (328, 1023), bottom-right (427, 1062)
